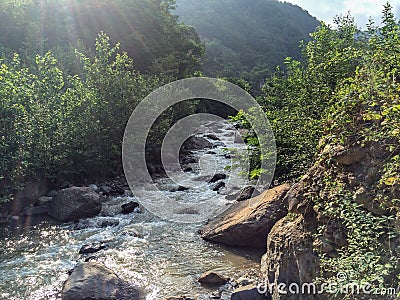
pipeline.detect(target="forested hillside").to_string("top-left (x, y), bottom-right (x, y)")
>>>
top-left (0, 0), bottom-right (204, 78)
top-left (0, 0), bottom-right (204, 200)
top-left (176, 0), bottom-right (320, 88)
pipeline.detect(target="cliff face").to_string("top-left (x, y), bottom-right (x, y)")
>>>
top-left (260, 141), bottom-right (400, 299)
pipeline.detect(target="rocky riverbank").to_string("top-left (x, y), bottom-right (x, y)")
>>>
top-left (0, 121), bottom-right (269, 299)
top-left (7, 120), bottom-right (378, 300)
top-left (196, 141), bottom-right (400, 300)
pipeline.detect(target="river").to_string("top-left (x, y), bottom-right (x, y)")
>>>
top-left (0, 121), bottom-right (263, 299)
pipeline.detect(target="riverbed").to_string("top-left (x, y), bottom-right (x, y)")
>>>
top-left (0, 121), bottom-right (262, 299)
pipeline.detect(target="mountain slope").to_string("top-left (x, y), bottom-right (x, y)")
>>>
top-left (175, 0), bottom-right (320, 85)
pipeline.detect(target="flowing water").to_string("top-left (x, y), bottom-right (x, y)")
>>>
top-left (0, 121), bottom-right (263, 299)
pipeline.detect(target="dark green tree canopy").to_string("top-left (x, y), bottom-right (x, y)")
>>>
top-left (0, 0), bottom-right (204, 78)
top-left (175, 0), bottom-right (320, 86)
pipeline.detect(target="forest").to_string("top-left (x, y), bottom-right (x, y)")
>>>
top-left (0, 0), bottom-right (399, 299)
top-left (176, 0), bottom-right (320, 89)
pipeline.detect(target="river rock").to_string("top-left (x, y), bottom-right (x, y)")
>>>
top-left (198, 271), bottom-right (228, 285)
top-left (79, 242), bottom-right (108, 254)
top-left (62, 262), bottom-right (139, 300)
top-left (121, 201), bottom-right (139, 214)
top-left (37, 196), bottom-right (53, 205)
top-left (121, 228), bottom-right (142, 238)
top-left (234, 132), bottom-right (245, 143)
top-left (100, 218), bottom-right (120, 227)
top-left (213, 141), bottom-right (225, 147)
top-left (224, 153), bottom-right (232, 159)
top-left (48, 187), bottom-right (102, 222)
top-left (212, 181), bottom-right (225, 191)
top-left (205, 134), bottom-right (220, 140)
top-left (73, 217), bottom-right (120, 229)
top-left (89, 184), bottom-right (99, 192)
top-left (100, 185), bottom-right (112, 195)
top-left (165, 297), bottom-right (196, 300)
top-left (46, 190), bottom-right (58, 197)
top-left (235, 186), bottom-right (260, 202)
top-left (200, 184), bottom-right (290, 248)
top-left (184, 136), bottom-right (213, 150)
top-left (231, 284), bottom-right (268, 300)
top-left (169, 185), bottom-right (190, 192)
top-left (22, 206), bottom-right (49, 216)
top-left (181, 157), bottom-right (197, 165)
top-left (209, 173), bottom-right (227, 183)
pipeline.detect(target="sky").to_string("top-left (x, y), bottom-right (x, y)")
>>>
top-left (282, 0), bottom-right (400, 28)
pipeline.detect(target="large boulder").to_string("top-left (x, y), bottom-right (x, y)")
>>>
top-left (200, 184), bottom-right (290, 248)
top-left (62, 262), bottom-right (139, 300)
top-left (260, 216), bottom-right (320, 300)
top-left (48, 187), bottom-right (102, 222)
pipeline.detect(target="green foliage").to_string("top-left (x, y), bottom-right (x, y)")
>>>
top-left (0, 33), bottom-right (160, 197)
top-left (0, 0), bottom-right (205, 199)
top-left (0, 0), bottom-right (204, 78)
top-left (292, 4), bottom-right (400, 294)
top-left (324, 4), bottom-right (400, 196)
top-left (233, 15), bottom-right (362, 183)
top-left (313, 177), bottom-right (399, 298)
top-left (230, 12), bottom-right (400, 293)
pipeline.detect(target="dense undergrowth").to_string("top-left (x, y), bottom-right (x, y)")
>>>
top-left (236, 4), bottom-right (400, 296)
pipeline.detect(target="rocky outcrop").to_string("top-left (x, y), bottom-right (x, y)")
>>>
top-left (284, 142), bottom-right (396, 217)
top-left (260, 141), bottom-right (399, 299)
top-left (260, 216), bottom-right (319, 300)
top-left (62, 262), bottom-right (139, 300)
top-left (48, 187), bottom-right (102, 222)
top-left (200, 184), bottom-right (290, 248)
top-left (329, 145), bottom-right (366, 165)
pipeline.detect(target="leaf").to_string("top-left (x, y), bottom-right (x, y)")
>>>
top-left (382, 177), bottom-right (399, 186)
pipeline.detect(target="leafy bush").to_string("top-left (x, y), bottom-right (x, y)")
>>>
top-left (0, 33), bottom-right (161, 198)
